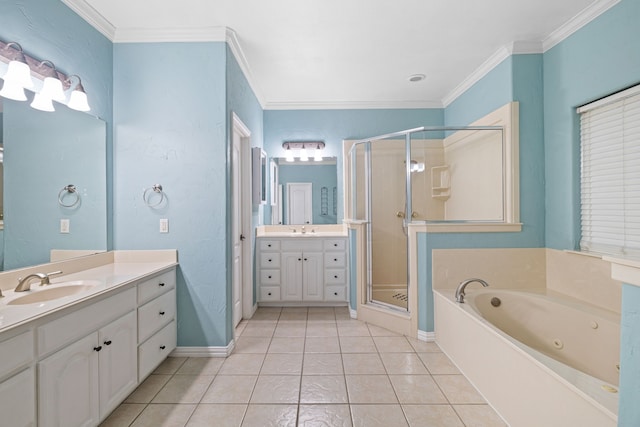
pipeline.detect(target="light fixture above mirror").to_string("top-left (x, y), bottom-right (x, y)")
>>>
top-left (282, 141), bottom-right (325, 162)
top-left (0, 39), bottom-right (91, 112)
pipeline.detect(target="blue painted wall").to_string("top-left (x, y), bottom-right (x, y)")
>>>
top-left (620, 284), bottom-right (640, 426)
top-left (543, 0), bottom-right (640, 251)
top-left (0, 0), bottom-right (114, 259)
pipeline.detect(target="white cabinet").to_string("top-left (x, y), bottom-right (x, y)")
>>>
top-left (257, 237), bottom-right (348, 304)
top-left (38, 311), bottom-right (137, 427)
top-left (0, 367), bottom-right (36, 427)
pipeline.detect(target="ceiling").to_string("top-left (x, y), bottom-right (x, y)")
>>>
top-left (64, 0), bottom-right (614, 109)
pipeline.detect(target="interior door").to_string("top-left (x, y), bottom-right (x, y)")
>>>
top-left (232, 125), bottom-right (243, 328)
top-left (287, 182), bottom-right (312, 224)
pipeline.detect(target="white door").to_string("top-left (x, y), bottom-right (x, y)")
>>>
top-left (287, 182), bottom-right (313, 224)
top-left (232, 126), bottom-right (243, 327)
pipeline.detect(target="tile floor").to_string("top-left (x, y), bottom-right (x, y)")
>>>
top-left (100, 307), bottom-right (507, 427)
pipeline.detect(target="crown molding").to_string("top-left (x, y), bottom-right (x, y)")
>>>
top-left (509, 40), bottom-right (544, 54)
top-left (542, 0), bottom-right (621, 52)
top-left (225, 28), bottom-right (266, 108)
top-left (441, 45), bottom-right (512, 108)
top-left (264, 99), bottom-right (443, 110)
top-left (61, 0), bottom-right (116, 40)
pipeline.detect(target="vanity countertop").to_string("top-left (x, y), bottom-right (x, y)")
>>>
top-left (256, 224), bottom-right (347, 238)
top-left (0, 250), bottom-right (177, 334)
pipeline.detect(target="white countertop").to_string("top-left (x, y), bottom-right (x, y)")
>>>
top-left (0, 251), bottom-right (177, 334)
top-left (256, 224), bottom-right (347, 237)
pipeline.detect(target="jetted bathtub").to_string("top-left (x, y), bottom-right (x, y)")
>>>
top-left (434, 288), bottom-right (620, 427)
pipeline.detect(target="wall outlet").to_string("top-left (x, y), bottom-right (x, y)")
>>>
top-left (60, 219), bottom-right (70, 233)
top-left (160, 218), bottom-right (169, 233)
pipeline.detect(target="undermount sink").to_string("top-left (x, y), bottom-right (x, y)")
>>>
top-left (7, 280), bottom-right (101, 305)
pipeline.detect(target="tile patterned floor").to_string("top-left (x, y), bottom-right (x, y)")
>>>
top-left (100, 307), bottom-right (507, 427)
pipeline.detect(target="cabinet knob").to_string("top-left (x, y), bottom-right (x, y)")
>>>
top-left (159, 311), bottom-right (166, 315)
top-left (268, 292), bottom-right (272, 296)
top-left (334, 292), bottom-right (338, 296)
top-left (268, 244), bottom-right (272, 247)
top-left (304, 258), bottom-right (308, 261)
top-left (268, 275), bottom-right (272, 279)
top-left (298, 258), bottom-right (302, 261)
top-left (334, 243), bottom-right (338, 247)
top-left (103, 340), bottom-right (112, 346)
top-left (268, 258), bottom-right (272, 262)
top-left (93, 346), bottom-right (102, 352)
top-left (160, 345), bottom-right (166, 350)
top-left (334, 258), bottom-right (338, 262)
top-left (334, 275), bottom-right (338, 279)
top-left (159, 282), bottom-right (165, 287)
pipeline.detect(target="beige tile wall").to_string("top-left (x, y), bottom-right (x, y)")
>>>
top-left (431, 247), bottom-right (622, 313)
top-left (432, 248), bottom-right (546, 290)
top-left (546, 249), bottom-right (622, 313)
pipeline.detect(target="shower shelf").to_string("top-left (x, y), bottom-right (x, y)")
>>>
top-left (431, 165), bottom-right (450, 200)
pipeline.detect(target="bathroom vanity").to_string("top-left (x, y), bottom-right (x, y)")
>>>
top-left (0, 250), bottom-right (177, 427)
top-left (256, 225), bottom-right (348, 305)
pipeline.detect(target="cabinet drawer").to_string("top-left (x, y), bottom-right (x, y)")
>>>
top-left (260, 270), bottom-right (280, 285)
top-left (137, 269), bottom-right (176, 305)
top-left (325, 269), bottom-right (346, 285)
top-left (325, 286), bottom-right (346, 301)
top-left (260, 253), bottom-right (280, 268)
top-left (0, 330), bottom-right (33, 380)
top-left (138, 289), bottom-right (176, 343)
top-left (259, 240), bottom-right (281, 251)
top-left (138, 320), bottom-right (176, 381)
top-left (259, 286), bottom-right (281, 301)
top-left (37, 287), bottom-right (136, 357)
top-left (325, 252), bottom-right (346, 268)
top-left (324, 239), bottom-right (346, 251)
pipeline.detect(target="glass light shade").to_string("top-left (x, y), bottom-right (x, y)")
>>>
top-left (1, 60), bottom-right (34, 89)
top-left (299, 147), bottom-right (309, 162)
top-left (314, 147), bottom-right (323, 161)
top-left (0, 79), bottom-right (28, 101)
top-left (30, 92), bottom-right (55, 112)
top-left (40, 76), bottom-right (65, 102)
top-left (285, 148), bottom-right (294, 162)
top-left (67, 89), bottom-right (90, 112)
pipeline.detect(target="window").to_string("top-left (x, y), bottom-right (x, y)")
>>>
top-left (579, 84), bottom-right (640, 258)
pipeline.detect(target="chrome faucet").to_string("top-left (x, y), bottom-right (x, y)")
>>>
top-left (15, 271), bottom-right (63, 292)
top-left (455, 278), bottom-right (489, 303)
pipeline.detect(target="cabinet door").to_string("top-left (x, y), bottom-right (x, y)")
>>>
top-left (39, 333), bottom-right (100, 427)
top-left (99, 311), bottom-right (138, 420)
top-left (0, 368), bottom-right (35, 427)
top-left (281, 252), bottom-right (303, 301)
top-left (302, 252), bottom-right (324, 301)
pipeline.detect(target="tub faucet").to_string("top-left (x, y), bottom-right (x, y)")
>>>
top-left (455, 278), bottom-right (489, 303)
top-left (14, 271), bottom-right (63, 292)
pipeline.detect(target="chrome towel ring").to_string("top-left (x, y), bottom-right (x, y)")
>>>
top-left (58, 184), bottom-right (80, 208)
top-left (143, 184), bottom-right (165, 207)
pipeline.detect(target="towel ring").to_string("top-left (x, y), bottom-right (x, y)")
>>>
top-left (58, 184), bottom-right (80, 208)
top-left (143, 184), bottom-right (165, 207)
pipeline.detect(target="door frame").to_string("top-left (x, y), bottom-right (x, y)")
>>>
top-left (231, 113), bottom-right (255, 323)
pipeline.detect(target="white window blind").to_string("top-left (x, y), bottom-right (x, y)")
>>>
top-left (579, 84), bottom-right (640, 258)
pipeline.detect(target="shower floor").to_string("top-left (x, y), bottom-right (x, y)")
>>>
top-left (371, 287), bottom-right (408, 309)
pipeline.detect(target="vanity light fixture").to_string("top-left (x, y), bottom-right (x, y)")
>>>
top-left (0, 38), bottom-right (90, 113)
top-left (66, 75), bottom-right (91, 112)
top-left (282, 141), bottom-right (325, 162)
top-left (0, 42), bottom-right (34, 101)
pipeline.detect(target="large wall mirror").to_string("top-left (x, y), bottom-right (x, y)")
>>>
top-left (270, 157), bottom-right (338, 225)
top-left (0, 98), bottom-right (107, 271)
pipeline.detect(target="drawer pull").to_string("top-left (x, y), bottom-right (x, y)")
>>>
top-left (159, 282), bottom-right (165, 287)
top-left (159, 311), bottom-right (166, 316)
top-left (334, 292), bottom-right (338, 296)
top-left (298, 258), bottom-right (302, 261)
top-left (268, 292), bottom-right (272, 296)
top-left (93, 346), bottom-right (102, 352)
top-left (334, 243), bottom-right (338, 247)
top-left (268, 258), bottom-right (272, 262)
top-left (334, 275), bottom-right (338, 279)
top-left (268, 244), bottom-right (272, 247)
top-left (160, 345), bottom-right (166, 350)
top-left (268, 275), bottom-right (272, 279)
top-left (103, 340), bottom-right (112, 346)
top-left (304, 258), bottom-right (308, 261)
top-left (334, 258), bottom-right (338, 262)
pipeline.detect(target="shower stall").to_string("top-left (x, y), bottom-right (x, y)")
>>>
top-left (345, 125), bottom-right (505, 315)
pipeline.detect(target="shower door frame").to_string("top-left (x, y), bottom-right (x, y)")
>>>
top-left (346, 125), bottom-right (506, 334)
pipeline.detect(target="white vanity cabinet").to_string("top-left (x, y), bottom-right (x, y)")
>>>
top-left (38, 291), bottom-right (138, 427)
top-left (0, 330), bottom-right (36, 427)
top-left (257, 237), bottom-right (348, 304)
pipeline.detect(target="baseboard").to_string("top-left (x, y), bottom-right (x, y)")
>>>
top-left (417, 330), bottom-right (436, 342)
top-left (349, 308), bottom-right (357, 319)
top-left (170, 341), bottom-right (235, 358)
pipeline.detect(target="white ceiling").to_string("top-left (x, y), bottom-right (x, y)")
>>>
top-left (64, 0), bottom-right (616, 109)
